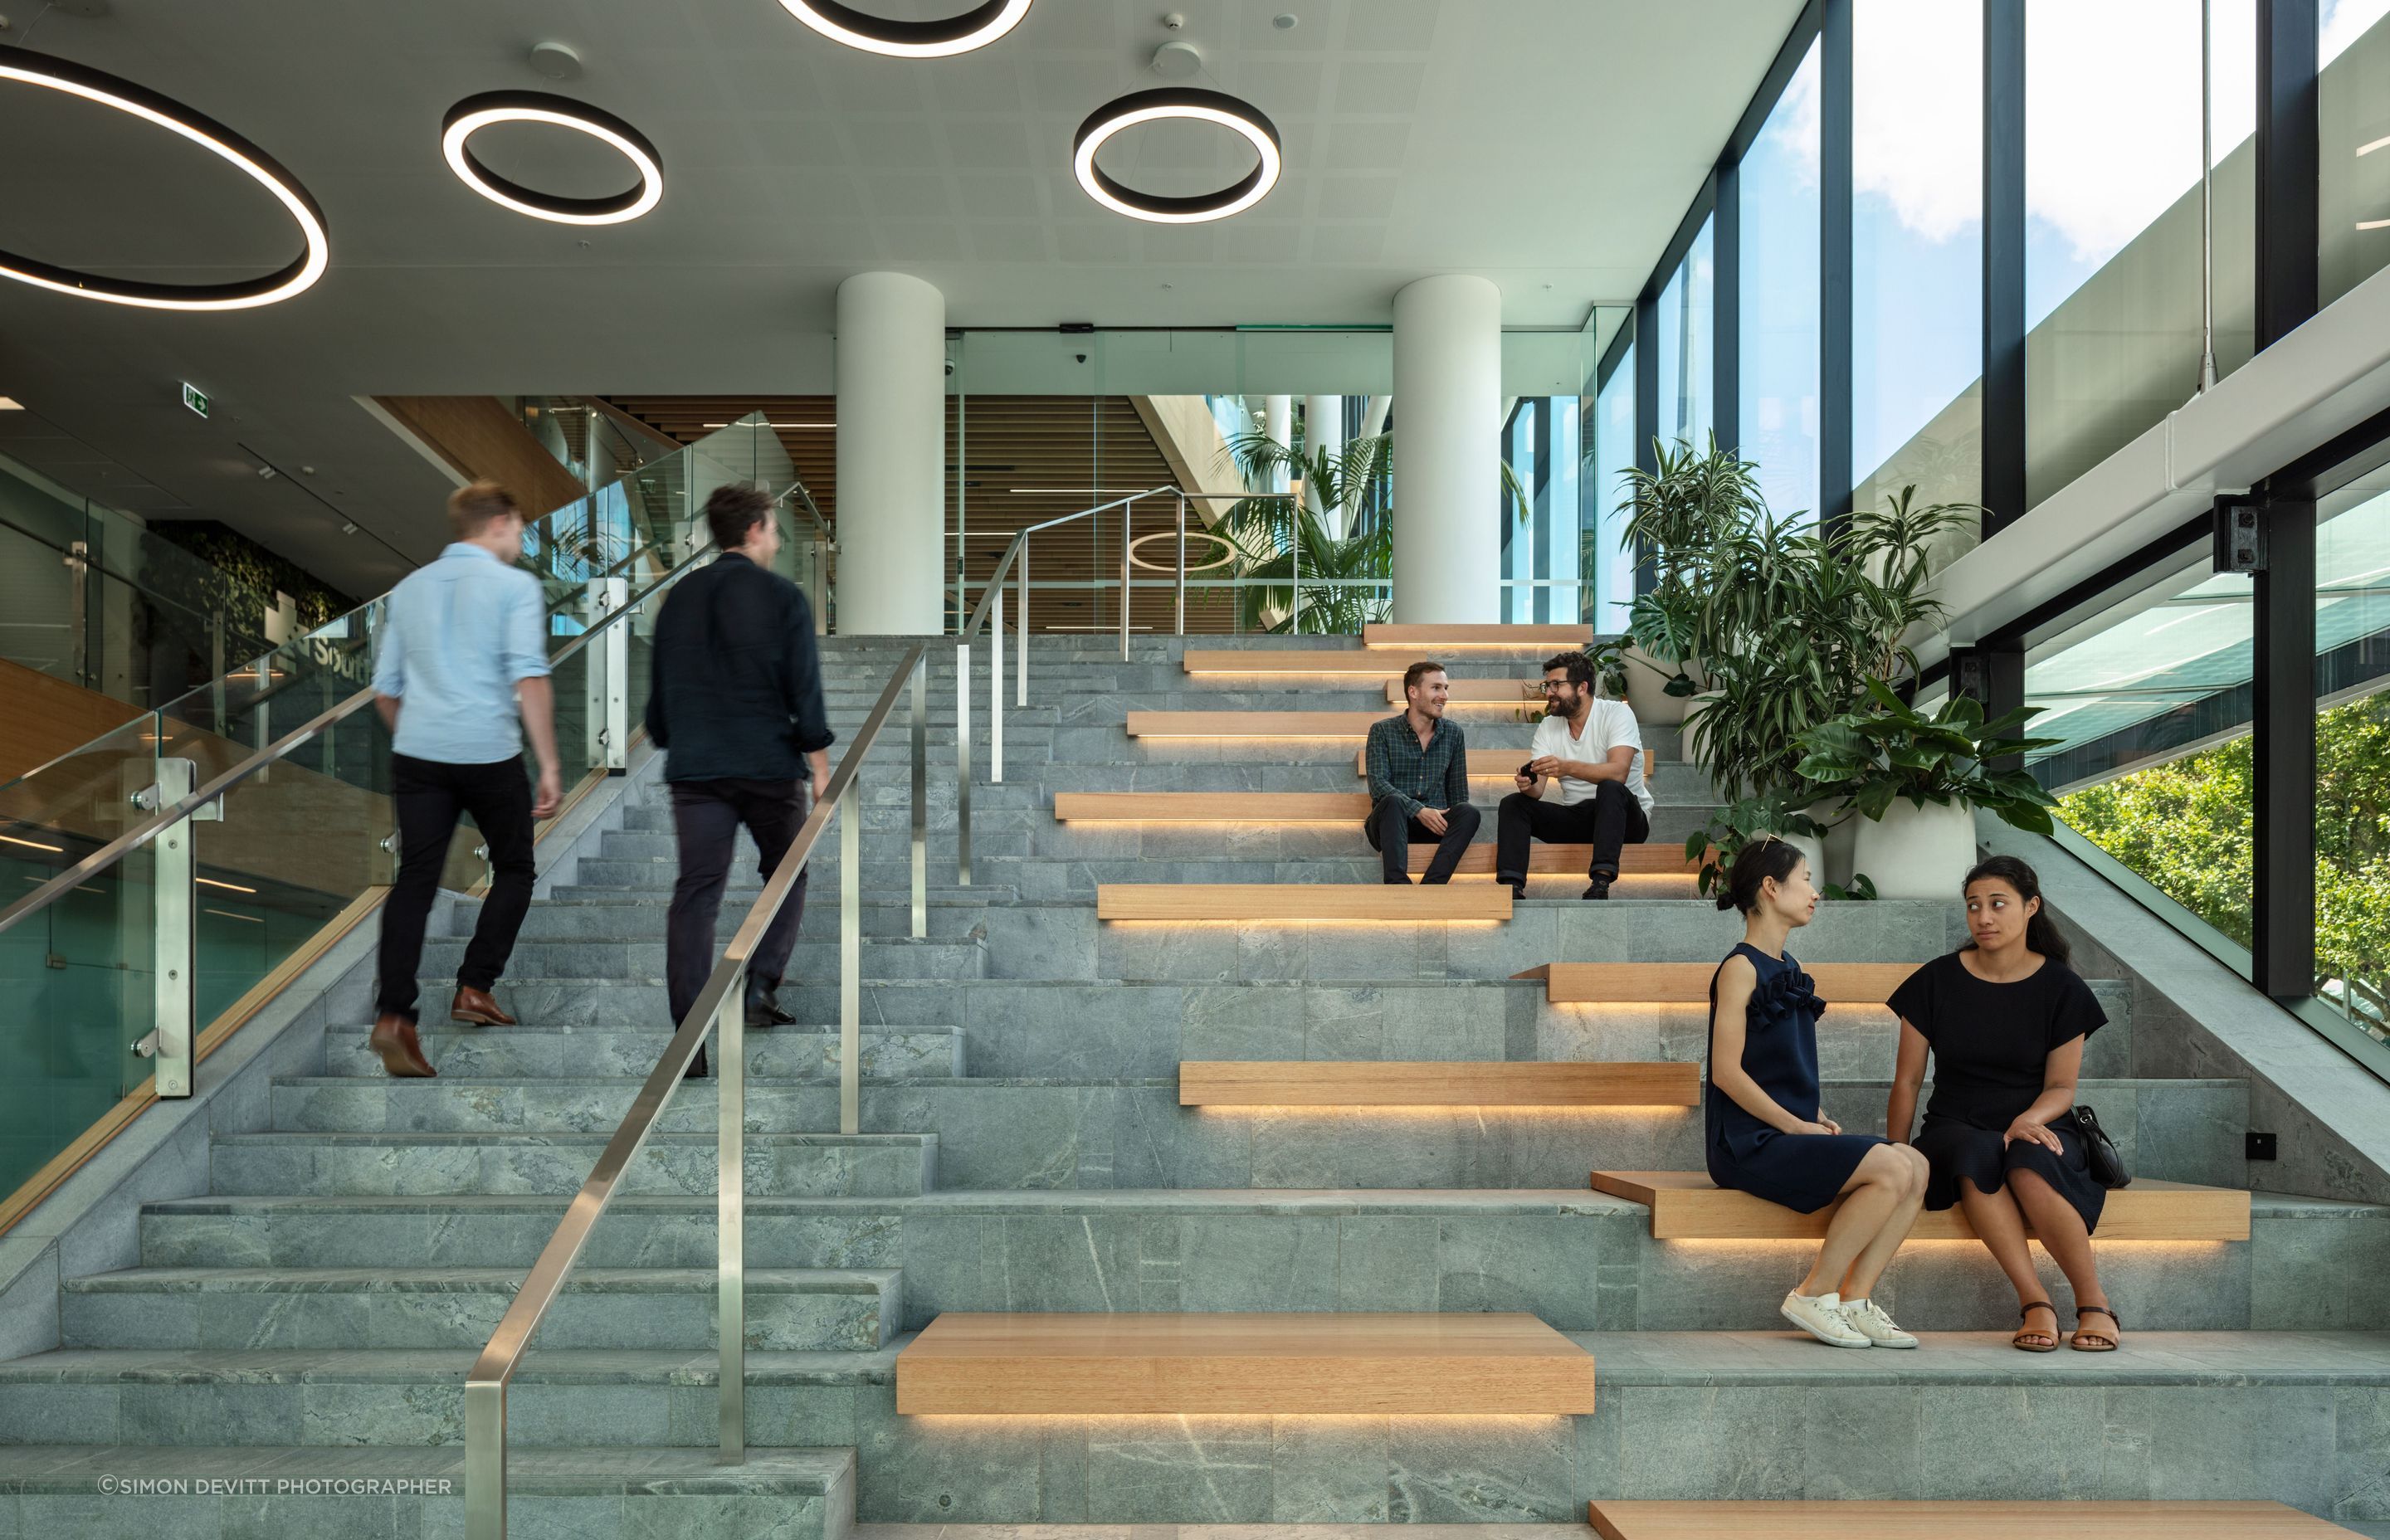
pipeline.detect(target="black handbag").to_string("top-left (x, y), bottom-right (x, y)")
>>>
top-left (2071, 1105), bottom-right (2131, 1189)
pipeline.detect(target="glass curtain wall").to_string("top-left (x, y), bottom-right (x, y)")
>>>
top-left (1741, 40), bottom-right (1823, 524)
top-left (2314, 464), bottom-right (2390, 1043)
top-left (1655, 217), bottom-right (1716, 452)
top-left (2320, 0), bottom-right (2390, 306)
top-left (2023, 0), bottom-right (2257, 509)
top-left (1500, 396), bottom-right (1584, 623)
top-left (1852, 1), bottom-right (1981, 519)
top-left (1587, 339), bottom-right (1638, 633)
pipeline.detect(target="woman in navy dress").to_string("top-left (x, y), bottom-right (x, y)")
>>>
top-left (1887, 855), bottom-right (2118, 1352)
top-left (1708, 838), bottom-right (1930, 1348)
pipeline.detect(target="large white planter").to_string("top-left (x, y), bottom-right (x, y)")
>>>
top-left (1805, 798), bottom-right (1858, 890)
top-left (1621, 648), bottom-right (1699, 726)
top-left (1850, 797), bottom-right (1978, 901)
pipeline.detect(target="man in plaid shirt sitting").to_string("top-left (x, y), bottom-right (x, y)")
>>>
top-left (1361, 660), bottom-right (1481, 884)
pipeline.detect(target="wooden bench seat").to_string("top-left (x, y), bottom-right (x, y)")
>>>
top-left (1588, 1170), bottom-right (2253, 1241)
top-left (1355, 745), bottom-right (1529, 780)
top-left (1181, 1060), bottom-right (1700, 1106)
top-left (895, 1310), bottom-right (1598, 1414)
top-left (1589, 1500), bottom-right (2358, 1539)
top-left (1415, 845), bottom-right (1700, 877)
top-left (1516, 961), bottom-right (1922, 1004)
top-left (1182, 650), bottom-right (1402, 675)
top-left (1095, 883), bottom-right (1512, 920)
top-left (1127, 711), bottom-right (1386, 738)
top-left (1363, 623), bottom-right (1592, 648)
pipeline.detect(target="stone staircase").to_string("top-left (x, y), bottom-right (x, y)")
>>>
top-left (2, 632), bottom-right (2387, 1538)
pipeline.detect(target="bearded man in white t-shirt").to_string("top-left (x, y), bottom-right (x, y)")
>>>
top-left (1494, 650), bottom-right (1654, 900)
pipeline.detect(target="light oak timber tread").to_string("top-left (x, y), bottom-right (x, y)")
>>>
top-left (1363, 623), bottom-right (1592, 647)
top-left (1517, 960), bottom-right (1924, 1004)
top-left (1413, 845), bottom-right (1700, 876)
top-left (1056, 792), bottom-right (1372, 821)
top-left (1356, 745), bottom-right (1528, 780)
top-left (1383, 679), bottom-right (1542, 704)
top-left (1180, 1060), bottom-right (1700, 1106)
top-left (1127, 711), bottom-right (1388, 738)
top-left (1097, 883), bottom-right (1513, 921)
top-left (1588, 1499), bottom-right (2363, 1539)
top-left (1182, 650), bottom-right (1404, 675)
top-left (895, 1311), bottom-right (1598, 1414)
top-left (1587, 1171), bottom-right (2253, 1241)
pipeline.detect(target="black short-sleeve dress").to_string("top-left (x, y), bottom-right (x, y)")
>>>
top-left (1887, 951), bottom-right (2110, 1232)
top-left (1705, 942), bottom-right (1886, 1212)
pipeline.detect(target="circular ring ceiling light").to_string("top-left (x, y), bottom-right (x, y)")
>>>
top-left (0, 43), bottom-right (329, 310)
top-left (441, 91), bottom-right (663, 226)
top-left (778, 0), bottom-right (1032, 59)
top-left (1073, 88), bottom-right (1281, 224)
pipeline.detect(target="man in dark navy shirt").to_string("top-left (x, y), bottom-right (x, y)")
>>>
top-left (646, 484), bottom-right (834, 1075)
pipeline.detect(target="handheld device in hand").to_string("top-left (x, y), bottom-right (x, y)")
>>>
top-left (1519, 762), bottom-right (1535, 777)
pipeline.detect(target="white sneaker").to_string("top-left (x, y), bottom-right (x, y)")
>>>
top-left (1838, 1297), bottom-right (1919, 1348)
top-left (1781, 1289), bottom-right (1871, 1348)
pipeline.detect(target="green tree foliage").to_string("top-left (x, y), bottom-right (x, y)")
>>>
top-left (2058, 693), bottom-right (2390, 1006)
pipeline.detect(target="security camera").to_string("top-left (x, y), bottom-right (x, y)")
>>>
top-left (1075, 353), bottom-right (1088, 363)
top-left (944, 358), bottom-right (956, 377)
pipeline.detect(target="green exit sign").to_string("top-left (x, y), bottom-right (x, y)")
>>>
top-left (180, 382), bottom-right (208, 418)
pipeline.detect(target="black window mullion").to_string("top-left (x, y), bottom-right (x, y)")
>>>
top-left (1820, 0), bottom-right (1853, 534)
top-left (1715, 154), bottom-right (1741, 458)
top-left (1983, 0), bottom-right (2027, 539)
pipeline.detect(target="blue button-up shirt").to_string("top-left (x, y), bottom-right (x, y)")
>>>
top-left (371, 543), bottom-right (550, 765)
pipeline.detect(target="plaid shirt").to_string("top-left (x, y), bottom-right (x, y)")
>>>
top-left (1364, 712), bottom-right (1469, 818)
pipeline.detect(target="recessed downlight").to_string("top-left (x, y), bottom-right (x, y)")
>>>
top-left (441, 90), bottom-right (662, 226)
top-left (778, 0), bottom-right (1032, 58)
top-left (0, 43), bottom-right (329, 310)
top-left (1072, 87), bottom-right (1282, 224)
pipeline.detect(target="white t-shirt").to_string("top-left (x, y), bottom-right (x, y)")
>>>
top-left (1530, 700), bottom-right (1652, 816)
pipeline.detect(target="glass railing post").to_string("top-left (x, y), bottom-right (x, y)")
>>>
top-left (839, 771), bottom-right (861, 1137)
top-left (142, 755), bottom-right (198, 1099)
top-left (1016, 539), bottom-right (1028, 707)
top-left (811, 538), bottom-right (830, 636)
top-left (1175, 495), bottom-right (1188, 637)
top-left (594, 577), bottom-right (629, 772)
top-left (955, 643), bottom-right (972, 885)
top-left (910, 654), bottom-right (927, 939)
top-left (1120, 496), bottom-right (1135, 660)
top-left (715, 968), bottom-right (744, 1464)
top-left (989, 587), bottom-right (1004, 784)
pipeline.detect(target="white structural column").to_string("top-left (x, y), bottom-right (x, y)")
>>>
top-left (1303, 394), bottom-right (1345, 537)
top-left (1263, 395), bottom-right (1293, 493)
top-left (834, 272), bottom-right (946, 635)
top-left (1391, 275), bottom-right (1500, 623)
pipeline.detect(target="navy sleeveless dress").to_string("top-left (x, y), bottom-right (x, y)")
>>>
top-left (1705, 942), bottom-right (1885, 1212)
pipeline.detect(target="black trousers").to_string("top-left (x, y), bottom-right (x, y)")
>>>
top-left (668, 777), bottom-right (807, 1076)
top-left (1495, 782), bottom-right (1651, 885)
top-left (378, 753), bottom-right (536, 1024)
top-left (1363, 797), bottom-right (1482, 884)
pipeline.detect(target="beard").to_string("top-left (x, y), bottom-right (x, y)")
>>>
top-left (1543, 690), bottom-right (1580, 718)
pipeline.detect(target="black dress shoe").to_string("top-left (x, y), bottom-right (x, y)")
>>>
top-left (1583, 875), bottom-right (1613, 900)
top-left (744, 980), bottom-right (795, 1029)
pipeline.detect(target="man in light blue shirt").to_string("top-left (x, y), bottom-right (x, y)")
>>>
top-left (366, 480), bottom-right (560, 1078)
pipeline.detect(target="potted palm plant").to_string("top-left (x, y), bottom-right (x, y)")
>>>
top-left (1617, 435), bottom-right (1763, 726)
top-left (1791, 683), bottom-right (2065, 899)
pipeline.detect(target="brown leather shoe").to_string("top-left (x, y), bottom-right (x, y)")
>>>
top-left (368, 1014), bottom-right (437, 1078)
top-left (450, 986), bottom-right (516, 1027)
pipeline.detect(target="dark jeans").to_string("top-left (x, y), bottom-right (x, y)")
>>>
top-left (378, 753), bottom-right (536, 1024)
top-left (1363, 797), bottom-right (1482, 885)
top-left (668, 777), bottom-right (807, 1076)
top-left (1495, 782), bottom-right (1651, 886)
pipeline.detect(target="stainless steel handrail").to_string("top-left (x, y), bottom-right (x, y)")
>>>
top-left (464, 641), bottom-right (929, 1540)
top-left (0, 545), bottom-right (709, 943)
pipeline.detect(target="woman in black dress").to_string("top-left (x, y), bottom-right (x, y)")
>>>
top-left (1886, 855), bottom-right (2117, 1352)
top-left (1709, 838), bottom-right (1930, 1348)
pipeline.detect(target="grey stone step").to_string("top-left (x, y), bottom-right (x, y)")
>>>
top-left (317, 1024), bottom-right (965, 1079)
top-left (134, 1188), bottom-right (2390, 1335)
top-left (414, 935), bottom-right (987, 983)
top-left (207, 1131), bottom-right (937, 1197)
top-left (0, 1445), bottom-right (855, 1540)
top-left (256, 1075), bottom-right (2246, 1196)
top-left (4, 1335), bottom-right (2381, 1518)
top-left (59, 1265), bottom-right (900, 1352)
top-left (481, 896), bottom-right (1003, 943)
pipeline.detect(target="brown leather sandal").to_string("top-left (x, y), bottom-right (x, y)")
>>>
top-left (2071, 1304), bottom-right (2120, 1352)
top-left (2012, 1300), bottom-right (2059, 1352)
